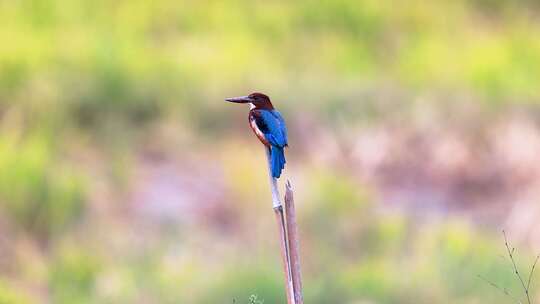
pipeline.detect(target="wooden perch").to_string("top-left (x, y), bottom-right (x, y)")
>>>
top-left (274, 206), bottom-right (295, 304)
top-left (285, 180), bottom-right (303, 304)
top-left (265, 148), bottom-right (303, 304)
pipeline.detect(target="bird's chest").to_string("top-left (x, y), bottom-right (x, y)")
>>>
top-left (249, 113), bottom-right (270, 146)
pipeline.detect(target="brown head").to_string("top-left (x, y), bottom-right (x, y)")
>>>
top-left (225, 92), bottom-right (274, 110)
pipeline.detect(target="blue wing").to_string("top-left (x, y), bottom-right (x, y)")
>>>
top-left (271, 110), bottom-right (288, 146)
top-left (258, 110), bottom-right (288, 148)
top-left (254, 109), bottom-right (288, 178)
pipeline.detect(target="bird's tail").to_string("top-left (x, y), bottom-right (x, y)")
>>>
top-left (270, 146), bottom-right (286, 178)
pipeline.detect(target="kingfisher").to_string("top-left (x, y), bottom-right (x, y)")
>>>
top-left (226, 92), bottom-right (288, 178)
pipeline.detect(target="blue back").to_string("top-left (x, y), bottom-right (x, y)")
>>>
top-left (253, 109), bottom-right (288, 178)
top-left (259, 110), bottom-right (288, 148)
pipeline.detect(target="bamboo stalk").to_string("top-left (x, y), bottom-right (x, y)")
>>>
top-left (285, 180), bottom-right (303, 304)
top-left (266, 148), bottom-right (295, 304)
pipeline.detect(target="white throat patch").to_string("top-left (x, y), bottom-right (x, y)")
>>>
top-left (249, 103), bottom-right (256, 110)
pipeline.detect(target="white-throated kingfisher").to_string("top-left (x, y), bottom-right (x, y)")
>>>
top-left (226, 92), bottom-right (288, 178)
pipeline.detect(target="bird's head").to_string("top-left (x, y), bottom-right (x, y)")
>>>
top-left (226, 92), bottom-right (274, 110)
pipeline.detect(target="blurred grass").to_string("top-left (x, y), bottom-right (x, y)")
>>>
top-left (0, 133), bottom-right (85, 239)
top-left (1, 1), bottom-right (540, 123)
top-left (0, 0), bottom-right (539, 303)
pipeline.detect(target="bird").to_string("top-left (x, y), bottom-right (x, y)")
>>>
top-left (226, 92), bottom-right (288, 178)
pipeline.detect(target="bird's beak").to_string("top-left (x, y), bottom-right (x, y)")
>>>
top-left (225, 96), bottom-right (253, 103)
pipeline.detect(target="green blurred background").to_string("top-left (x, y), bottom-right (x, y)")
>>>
top-left (1, 0), bottom-right (540, 303)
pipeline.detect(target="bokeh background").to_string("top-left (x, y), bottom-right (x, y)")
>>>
top-left (1, 0), bottom-right (540, 303)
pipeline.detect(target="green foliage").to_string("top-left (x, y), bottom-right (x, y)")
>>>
top-left (248, 294), bottom-right (264, 304)
top-left (0, 0), bottom-right (539, 137)
top-left (0, 281), bottom-right (32, 304)
top-left (203, 266), bottom-right (284, 304)
top-left (0, 134), bottom-right (86, 239)
top-left (50, 245), bottom-right (101, 304)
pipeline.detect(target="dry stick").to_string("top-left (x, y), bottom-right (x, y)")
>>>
top-left (526, 255), bottom-right (540, 292)
top-left (477, 275), bottom-right (523, 304)
top-left (480, 232), bottom-right (540, 304)
top-left (285, 180), bottom-right (303, 304)
top-left (503, 230), bottom-right (532, 304)
top-left (274, 208), bottom-right (294, 304)
top-left (266, 148), bottom-right (295, 304)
